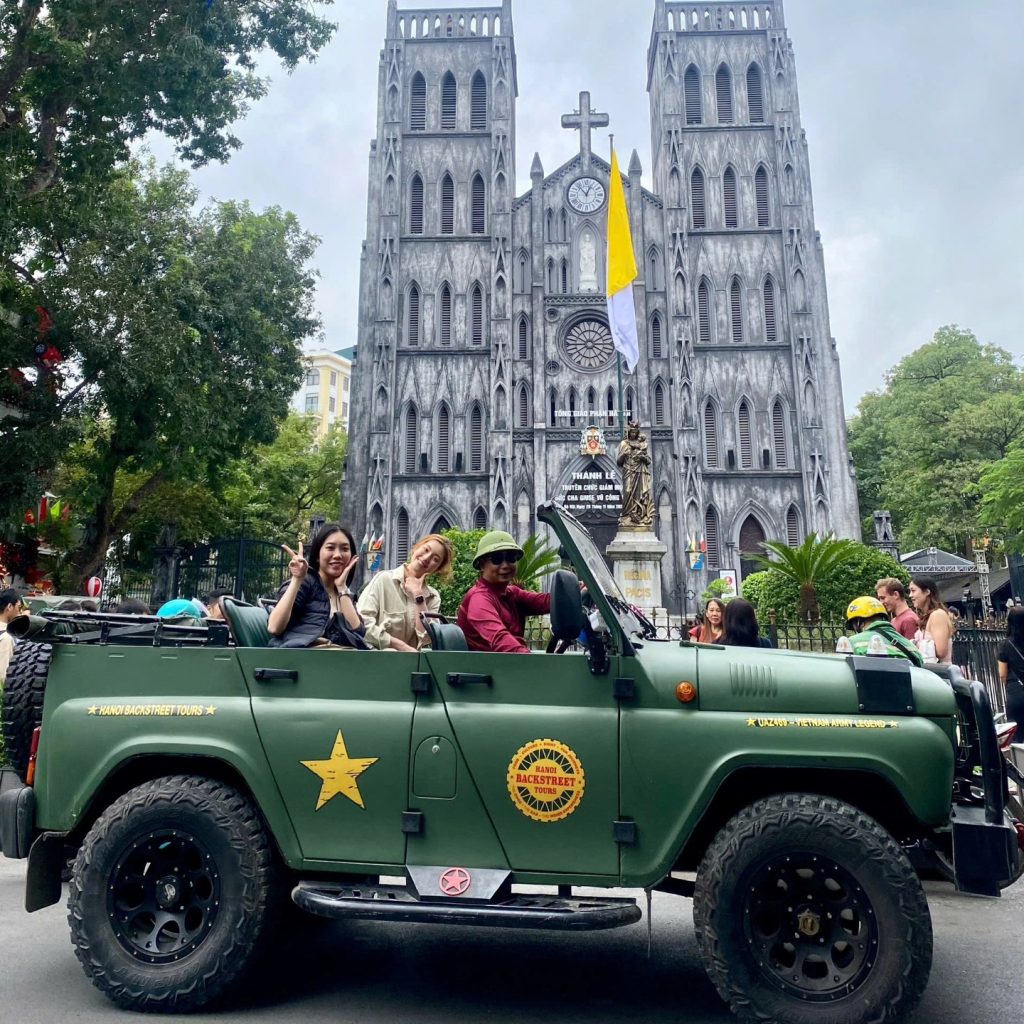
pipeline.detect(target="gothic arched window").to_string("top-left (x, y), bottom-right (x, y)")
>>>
top-left (545, 209), bottom-right (553, 241)
top-left (409, 174), bottom-right (424, 234)
top-left (763, 278), bottom-right (777, 343)
top-left (560, 259), bottom-right (568, 294)
top-left (705, 506), bottom-right (721, 567)
top-left (729, 277), bottom-right (743, 343)
top-left (395, 507), bottom-right (410, 562)
top-left (517, 384), bottom-right (530, 428)
top-left (470, 284), bottom-right (483, 345)
top-left (549, 387), bottom-right (557, 426)
top-left (438, 283), bottom-right (452, 346)
top-left (739, 514), bottom-right (767, 579)
top-left (404, 405), bottom-right (418, 473)
top-left (517, 316), bottom-right (529, 359)
top-left (772, 399), bottom-right (787, 468)
top-left (690, 167), bottom-right (706, 229)
top-left (560, 208), bottom-right (568, 242)
top-left (684, 64), bottom-right (702, 124)
top-left (747, 63), bottom-right (765, 123)
top-left (406, 283), bottom-right (421, 346)
top-left (440, 173), bottom-right (454, 234)
top-left (436, 402), bottom-right (451, 471)
top-left (471, 173), bottom-right (486, 234)
top-left (650, 312), bottom-right (663, 358)
top-left (440, 71), bottom-right (457, 129)
top-left (755, 165), bottom-right (770, 227)
top-left (653, 381), bottom-right (666, 425)
top-left (723, 166), bottom-right (738, 228)
top-left (703, 401), bottom-right (719, 467)
top-left (648, 247), bottom-right (662, 290)
top-left (410, 73), bottom-right (426, 131)
top-left (606, 387), bottom-right (615, 426)
top-left (469, 403), bottom-right (483, 471)
top-left (470, 70), bottom-right (487, 129)
top-left (568, 388), bottom-right (577, 427)
top-left (697, 279), bottom-right (712, 345)
top-left (473, 505), bottom-right (487, 529)
top-left (738, 399), bottom-right (753, 468)
top-left (716, 64), bottom-right (733, 124)
top-left (786, 505), bottom-right (801, 547)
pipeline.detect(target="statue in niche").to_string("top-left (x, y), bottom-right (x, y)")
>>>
top-left (579, 230), bottom-right (598, 291)
top-left (617, 420), bottom-right (656, 529)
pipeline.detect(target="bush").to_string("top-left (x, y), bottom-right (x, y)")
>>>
top-left (743, 544), bottom-right (908, 623)
top-left (435, 529), bottom-right (486, 618)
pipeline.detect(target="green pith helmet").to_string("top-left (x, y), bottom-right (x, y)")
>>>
top-left (473, 530), bottom-right (524, 569)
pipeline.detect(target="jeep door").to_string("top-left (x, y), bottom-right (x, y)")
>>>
top-left (423, 649), bottom-right (620, 877)
top-left (237, 648), bottom-right (417, 868)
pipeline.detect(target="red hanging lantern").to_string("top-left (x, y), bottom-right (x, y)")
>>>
top-left (85, 576), bottom-right (103, 599)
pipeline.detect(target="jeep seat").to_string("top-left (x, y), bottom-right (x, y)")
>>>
top-left (221, 597), bottom-right (271, 648)
top-left (426, 622), bottom-right (468, 652)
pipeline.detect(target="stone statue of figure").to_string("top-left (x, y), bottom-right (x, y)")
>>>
top-left (579, 230), bottom-right (598, 291)
top-left (616, 420), bottom-right (656, 529)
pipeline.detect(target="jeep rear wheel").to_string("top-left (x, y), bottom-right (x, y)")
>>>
top-left (0, 641), bottom-right (51, 781)
top-left (68, 775), bottom-right (280, 1012)
top-left (693, 793), bottom-right (932, 1024)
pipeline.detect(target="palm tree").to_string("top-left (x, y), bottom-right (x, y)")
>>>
top-left (749, 534), bottom-right (859, 621)
top-left (512, 534), bottom-right (561, 591)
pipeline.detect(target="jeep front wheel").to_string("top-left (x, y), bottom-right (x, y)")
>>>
top-left (693, 793), bottom-right (932, 1024)
top-left (68, 775), bottom-right (280, 1012)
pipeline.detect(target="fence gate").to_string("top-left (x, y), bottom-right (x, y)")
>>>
top-left (177, 538), bottom-right (289, 603)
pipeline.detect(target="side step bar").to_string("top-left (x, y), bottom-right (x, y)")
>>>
top-left (293, 881), bottom-right (641, 931)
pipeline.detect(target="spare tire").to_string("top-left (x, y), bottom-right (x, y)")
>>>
top-left (1, 640), bottom-right (52, 781)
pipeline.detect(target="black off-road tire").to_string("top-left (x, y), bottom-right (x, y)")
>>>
top-left (0, 641), bottom-right (52, 780)
top-left (693, 793), bottom-right (932, 1024)
top-left (68, 775), bottom-right (281, 1013)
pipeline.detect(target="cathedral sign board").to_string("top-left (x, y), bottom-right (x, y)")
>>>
top-left (343, 0), bottom-right (861, 606)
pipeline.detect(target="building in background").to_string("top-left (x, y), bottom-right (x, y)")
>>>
top-left (344, 0), bottom-right (860, 602)
top-left (291, 347), bottom-right (354, 437)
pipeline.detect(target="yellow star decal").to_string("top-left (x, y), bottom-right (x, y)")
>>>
top-left (87, 705), bottom-right (99, 716)
top-left (301, 730), bottom-right (379, 811)
top-left (205, 705), bottom-right (217, 716)
top-left (747, 717), bottom-right (756, 727)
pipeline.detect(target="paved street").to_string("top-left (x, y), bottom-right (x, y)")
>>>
top-left (1, 855), bottom-right (1021, 1024)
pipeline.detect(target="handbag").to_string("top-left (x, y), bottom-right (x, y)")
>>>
top-left (326, 611), bottom-right (370, 650)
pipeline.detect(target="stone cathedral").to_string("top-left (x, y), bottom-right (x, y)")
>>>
top-left (344, 0), bottom-right (860, 603)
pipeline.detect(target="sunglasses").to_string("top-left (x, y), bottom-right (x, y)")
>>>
top-left (487, 551), bottom-right (520, 566)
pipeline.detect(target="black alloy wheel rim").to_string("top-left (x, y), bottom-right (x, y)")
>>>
top-left (742, 853), bottom-right (879, 1001)
top-left (106, 828), bottom-right (221, 964)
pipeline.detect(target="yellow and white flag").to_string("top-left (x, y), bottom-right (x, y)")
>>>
top-left (606, 147), bottom-right (638, 373)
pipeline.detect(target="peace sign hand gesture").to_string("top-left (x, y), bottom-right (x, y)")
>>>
top-left (282, 541), bottom-right (309, 581)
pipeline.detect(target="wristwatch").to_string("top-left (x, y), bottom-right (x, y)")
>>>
top-left (414, 595), bottom-right (426, 605)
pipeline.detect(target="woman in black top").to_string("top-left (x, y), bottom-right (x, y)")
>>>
top-left (997, 606), bottom-right (1024, 743)
top-left (721, 598), bottom-right (773, 649)
top-left (267, 522), bottom-right (366, 648)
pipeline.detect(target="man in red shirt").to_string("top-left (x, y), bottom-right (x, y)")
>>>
top-left (876, 577), bottom-right (919, 641)
top-left (457, 531), bottom-right (551, 654)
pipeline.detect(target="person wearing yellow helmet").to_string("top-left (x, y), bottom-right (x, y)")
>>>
top-left (844, 596), bottom-right (923, 666)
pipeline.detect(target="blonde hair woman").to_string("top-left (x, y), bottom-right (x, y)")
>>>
top-left (357, 533), bottom-right (454, 652)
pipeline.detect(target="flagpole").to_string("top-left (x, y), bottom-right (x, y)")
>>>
top-left (610, 134), bottom-right (626, 440)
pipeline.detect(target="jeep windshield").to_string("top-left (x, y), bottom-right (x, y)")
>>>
top-left (554, 509), bottom-right (652, 641)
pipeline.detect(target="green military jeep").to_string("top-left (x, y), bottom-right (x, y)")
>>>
top-left (1, 503), bottom-right (1021, 1023)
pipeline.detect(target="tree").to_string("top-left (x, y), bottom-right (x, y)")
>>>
top-left (5, 160), bottom-right (321, 588)
top-left (748, 534), bottom-right (861, 621)
top-left (435, 529), bottom-right (486, 618)
top-left (847, 327), bottom-right (1024, 552)
top-left (743, 544), bottom-right (909, 623)
top-left (0, 1), bottom-right (334, 213)
top-left (980, 445), bottom-right (1024, 552)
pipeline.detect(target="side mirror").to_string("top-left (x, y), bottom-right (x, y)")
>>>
top-left (549, 570), bottom-right (585, 641)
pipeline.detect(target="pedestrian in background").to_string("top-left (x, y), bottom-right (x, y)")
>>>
top-left (876, 577), bottom-right (918, 640)
top-left (0, 589), bottom-right (27, 681)
top-left (909, 576), bottom-right (954, 665)
top-left (721, 598), bottom-right (773, 648)
top-left (997, 607), bottom-right (1024, 743)
top-left (689, 598), bottom-right (726, 643)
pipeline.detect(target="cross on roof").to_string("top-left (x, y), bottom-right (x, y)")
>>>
top-left (561, 91), bottom-right (609, 163)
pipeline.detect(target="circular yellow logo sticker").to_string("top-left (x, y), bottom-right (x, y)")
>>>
top-left (506, 739), bottom-right (585, 822)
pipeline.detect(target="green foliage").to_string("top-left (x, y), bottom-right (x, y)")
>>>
top-left (512, 534), bottom-right (561, 592)
top-left (750, 534), bottom-right (861, 620)
top-left (980, 446), bottom-right (1024, 551)
top-left (1, 160), bottom-right (322, 587)
top-left (701, 577), bottom-right (733, 605)
top-left (743, 543), bottom-right (908, 623)
top-left (848, 326), bottom-right (1024, 552)
top-left (0, 1), bottom-right (334, 212)
top-left (435, 529), bottom-right (486, 618)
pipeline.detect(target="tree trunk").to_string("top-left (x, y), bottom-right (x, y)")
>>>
top-left (797, 582), bottom-right (820, 623)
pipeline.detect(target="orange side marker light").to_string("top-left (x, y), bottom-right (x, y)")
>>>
top-left (675, 681), bottom-right (697, 704)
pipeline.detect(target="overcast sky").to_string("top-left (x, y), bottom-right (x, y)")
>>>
top-left (159, 0), bottom-right (1023, 414)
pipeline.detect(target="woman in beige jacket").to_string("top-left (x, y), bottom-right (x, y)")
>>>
top-left (357, 534), bottom-right (453, 651)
